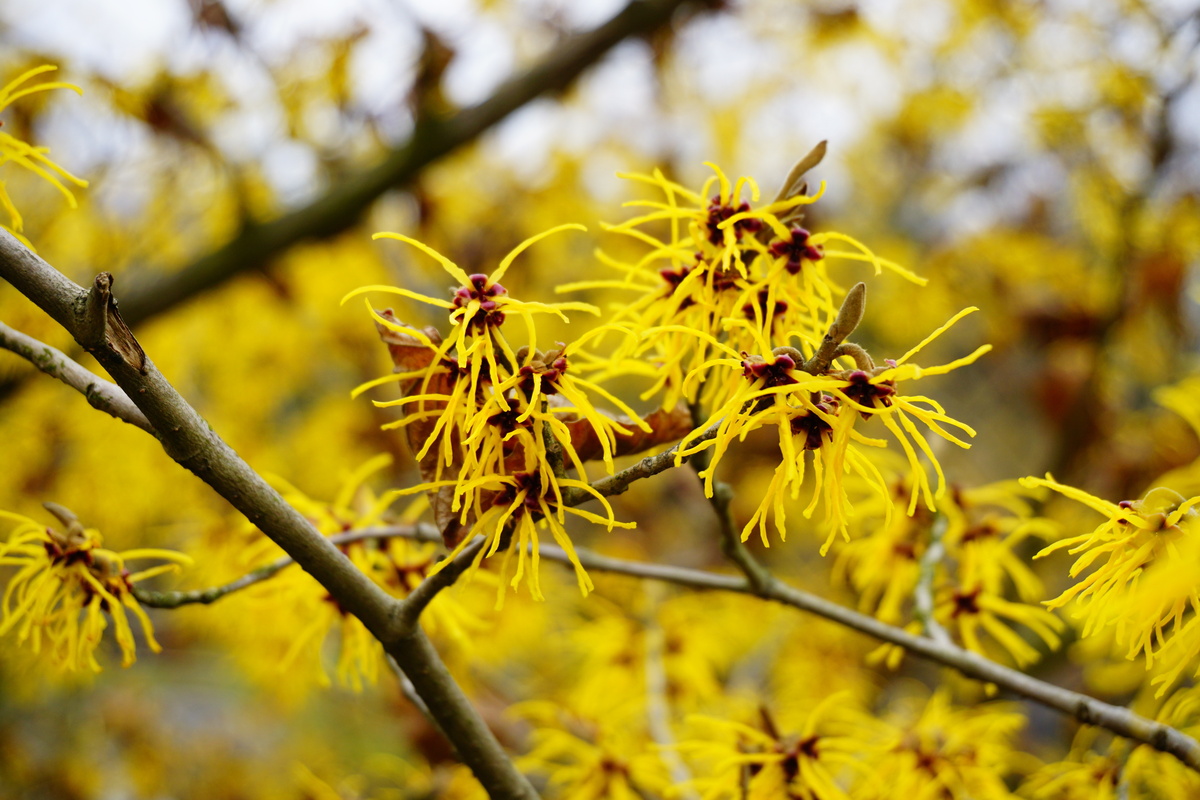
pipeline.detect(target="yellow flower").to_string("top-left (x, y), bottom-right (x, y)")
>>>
top-left (426, 457), bottom-right (632, 607)
top-left (1021, 475), bottom-right (1200, 690)
top-left (942, 481), bottom-right (1058, 603)
top-left (561, 163), bottom-right (924, 412)
top-left (346, 224), bottom-right (597, 424)
top-left (677, 694), bottom-right (882, 800)
top-left (514, 702), bottom-right (670, 800)
top-left (677, 308), bottom-right (989, 554)
top-left (350, 227), bottom-right (659, 602)
top-left (860, 690), bottom-right (1027, 800)
top-left (934, 581), bottom-right (1063, 667)
top-left (833, 486), bottom-right (931, 624)
top-left (0, 507), bottom-right (189, 671)
top-left (0, 65), bottom-right (88, 238)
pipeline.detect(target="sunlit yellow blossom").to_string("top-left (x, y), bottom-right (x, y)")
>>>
top-left (423, 445), bottom-right (633, 607)
top-left (346, 225), bottom-right (597, 433)
top-left (0, 65), bottom-right (88, 238)
top-left (0, 508), bottom-right (189, 671)
top-left (351, 228), bottom-right (657, 602)
top-left (821, 308), bottom-right (991, 516)
top-left (677, 309), bottom-right (989, 553)
top-left (562, 163), bottom-right (924, 412)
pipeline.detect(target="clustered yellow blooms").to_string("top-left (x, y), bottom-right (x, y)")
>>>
top-left (0, 506), bottom-right (189, 671)
top-left (568, 163), bottom-right (990, 553)
top-left (347, 225), bottom-right (642, 605)
top-left (0, 65), bottom-right (88, 241)
top-left (515, 701), bottom-right (672, 800)
top-left (352, 160), bottom-right (992, 604)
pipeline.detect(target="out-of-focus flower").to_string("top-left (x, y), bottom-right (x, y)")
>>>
top-left (860, 690), bottom-right (1026, 800)
top-left (0, 506), bottom-right (189, 671)
top-left (515, 702), bottom-right (670, 800)
top-left (677, 694), bottom-right (882, 800)
top-left (256, 455), bottom-right (486, 690)
top-left (934, 580), bottom-right (1063, 667)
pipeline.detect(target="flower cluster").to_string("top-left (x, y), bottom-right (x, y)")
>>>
top-left (353, 159), bottom-right (994, 605)
top-left (347, 228), bottom-right (659, 605)
top-left (559, 160), bottom-right (990, 553)
top-left (834, 480), bottom-right (1064, 667)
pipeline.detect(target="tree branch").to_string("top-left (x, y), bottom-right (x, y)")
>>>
top-left (546, 544), bottom-right (1200, 772)
top-left (134, 525), bottom-right (432, 608)
top-left (559, 421), bottom-right (721, 507)
top-left (113, 0), bottom-right (713, 328)
top-left (0, 232), bottom-right (539, 800)
top-left (0, 319), bottom-right (153, 432)
top-left (206, 521), bottom-right (1200, 771)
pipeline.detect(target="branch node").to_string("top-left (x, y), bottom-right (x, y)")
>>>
top-left (82, 272), bottom-right (146, 373)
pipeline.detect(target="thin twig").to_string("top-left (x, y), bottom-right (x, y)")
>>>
top-left (561, 421), bottom-right (722, 506)
top-left (545, 544), bottom-right (1200, 772)
top-left (914, 515), bottom-right (952, 645)
top-left (134, 525), bottom-right (434, 608)
top-left (224, 522), bottom-right (1200, 771)
top-left (0, 319), bottom-right (154, 432)
top-left (687, 407), bottom-right (770, 591)
top-left (642, 584), bottom-right (700, 800)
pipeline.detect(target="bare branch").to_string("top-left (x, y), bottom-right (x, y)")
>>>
top-left (135, 525), bottom-right (436, 608)
top-left (0, 231), bottom-right (539, 800)
top-left (914, 515), bottom-right (953, 645)
top-left (113, 0), bottom-right (715, 329)
top-left (560, 420), bottom-right (722, 507)
top-left (0, 319), bottom-right (154, 432)
top-left (243, 522), bottom-right (1200, 773)
top-left (542, 544), bottom-right (1200, 773)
